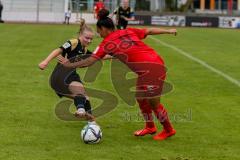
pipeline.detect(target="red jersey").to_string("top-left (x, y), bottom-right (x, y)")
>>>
top-left (94, 2), bottom-right (105, 16)
top-left (92, 28), bottom-right (165, 74)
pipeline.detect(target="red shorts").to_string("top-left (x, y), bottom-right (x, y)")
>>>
top-left (135, 62), bottom-right (166, 99)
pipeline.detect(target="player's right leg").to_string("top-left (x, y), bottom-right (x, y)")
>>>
top-left (134, 98), bottom-right (157, 136)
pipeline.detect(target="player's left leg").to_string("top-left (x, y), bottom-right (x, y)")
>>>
top-left (147, 97), bottom-right (176, 140)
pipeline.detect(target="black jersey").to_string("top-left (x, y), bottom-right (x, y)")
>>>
top-left (51, 39), bottom-right (92, 97)
top-left (58, 38), bottom-right (92, 80)
top-left (114, 6), bottom-right (134, 29)
top-left (60, 38), bottom-right (92, 60)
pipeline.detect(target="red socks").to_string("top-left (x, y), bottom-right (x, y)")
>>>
top-left (137, 99), bottom-right (173, 132)
top-left (136, 99), bottom-right (175, 139)
top-left (152, 103), bottom-right (173, 132)
top-left (137, 99), bottom-right (155, 128)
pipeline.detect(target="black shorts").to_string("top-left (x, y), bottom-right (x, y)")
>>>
top-left (65, 72), bottom-right (82, 84)
top-left (50, 64), bottom-right (82, 98)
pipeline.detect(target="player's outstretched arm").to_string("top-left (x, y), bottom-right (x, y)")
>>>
top-left (146, 28), bottom-right (177, 36)
top-left (38, 48), bottom-right (63, 70)
top-left (58, 56), bottom-right (98, 68)
top-left (122, 15), bottom-right (135, 21)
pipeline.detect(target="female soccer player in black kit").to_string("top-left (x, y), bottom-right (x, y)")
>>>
top-left (113, 0), bottom-right (135, 29)
top-left (39, 20), bottom-right (95, 121)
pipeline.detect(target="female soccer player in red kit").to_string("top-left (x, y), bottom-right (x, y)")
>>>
top-left (58, 9), bottom-right (177, 141)
top-left (94, 0), bottom-right (105, 19)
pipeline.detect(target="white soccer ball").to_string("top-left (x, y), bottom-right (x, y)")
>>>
top-left (81, 122), bottom-right (102, 144)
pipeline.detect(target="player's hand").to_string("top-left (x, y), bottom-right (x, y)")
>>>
top-left (169, 29), bottom-right (177, 36)
top-left (57, 55), bottom-right (73, 68)
top-left (38, 61), bottom-right (48, 70)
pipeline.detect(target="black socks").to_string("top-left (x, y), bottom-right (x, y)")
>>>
top-left (74, 96), bottom-right (92, 114)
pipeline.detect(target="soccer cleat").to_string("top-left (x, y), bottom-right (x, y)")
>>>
top-left (153, 129), bottom-right (176, 141)
top-left (134, 127), bottom-right (157, 136)
top-left (75, 108), bottom-right (95, 121)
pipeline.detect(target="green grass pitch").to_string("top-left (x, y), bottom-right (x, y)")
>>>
top-left (0, 23), bottom-right (239, 160)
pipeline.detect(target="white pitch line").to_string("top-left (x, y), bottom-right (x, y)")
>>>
top-left (150, 36), bottom-right (240, 87)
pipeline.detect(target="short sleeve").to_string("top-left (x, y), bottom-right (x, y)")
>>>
top-left (128, 28), bottom-right (147, 39)
top-left (59, 40), bottom-right (72, 57)
top-left (91, 44), bottom-right (107, 60)
top-left (59, 39), bottom-right (78, 57)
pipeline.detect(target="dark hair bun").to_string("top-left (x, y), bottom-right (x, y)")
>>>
top-left (98, 9), bottom-right (110, 20)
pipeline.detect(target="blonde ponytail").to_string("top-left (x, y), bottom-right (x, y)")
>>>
top-left (79, 18), bottom-right (93, 35)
